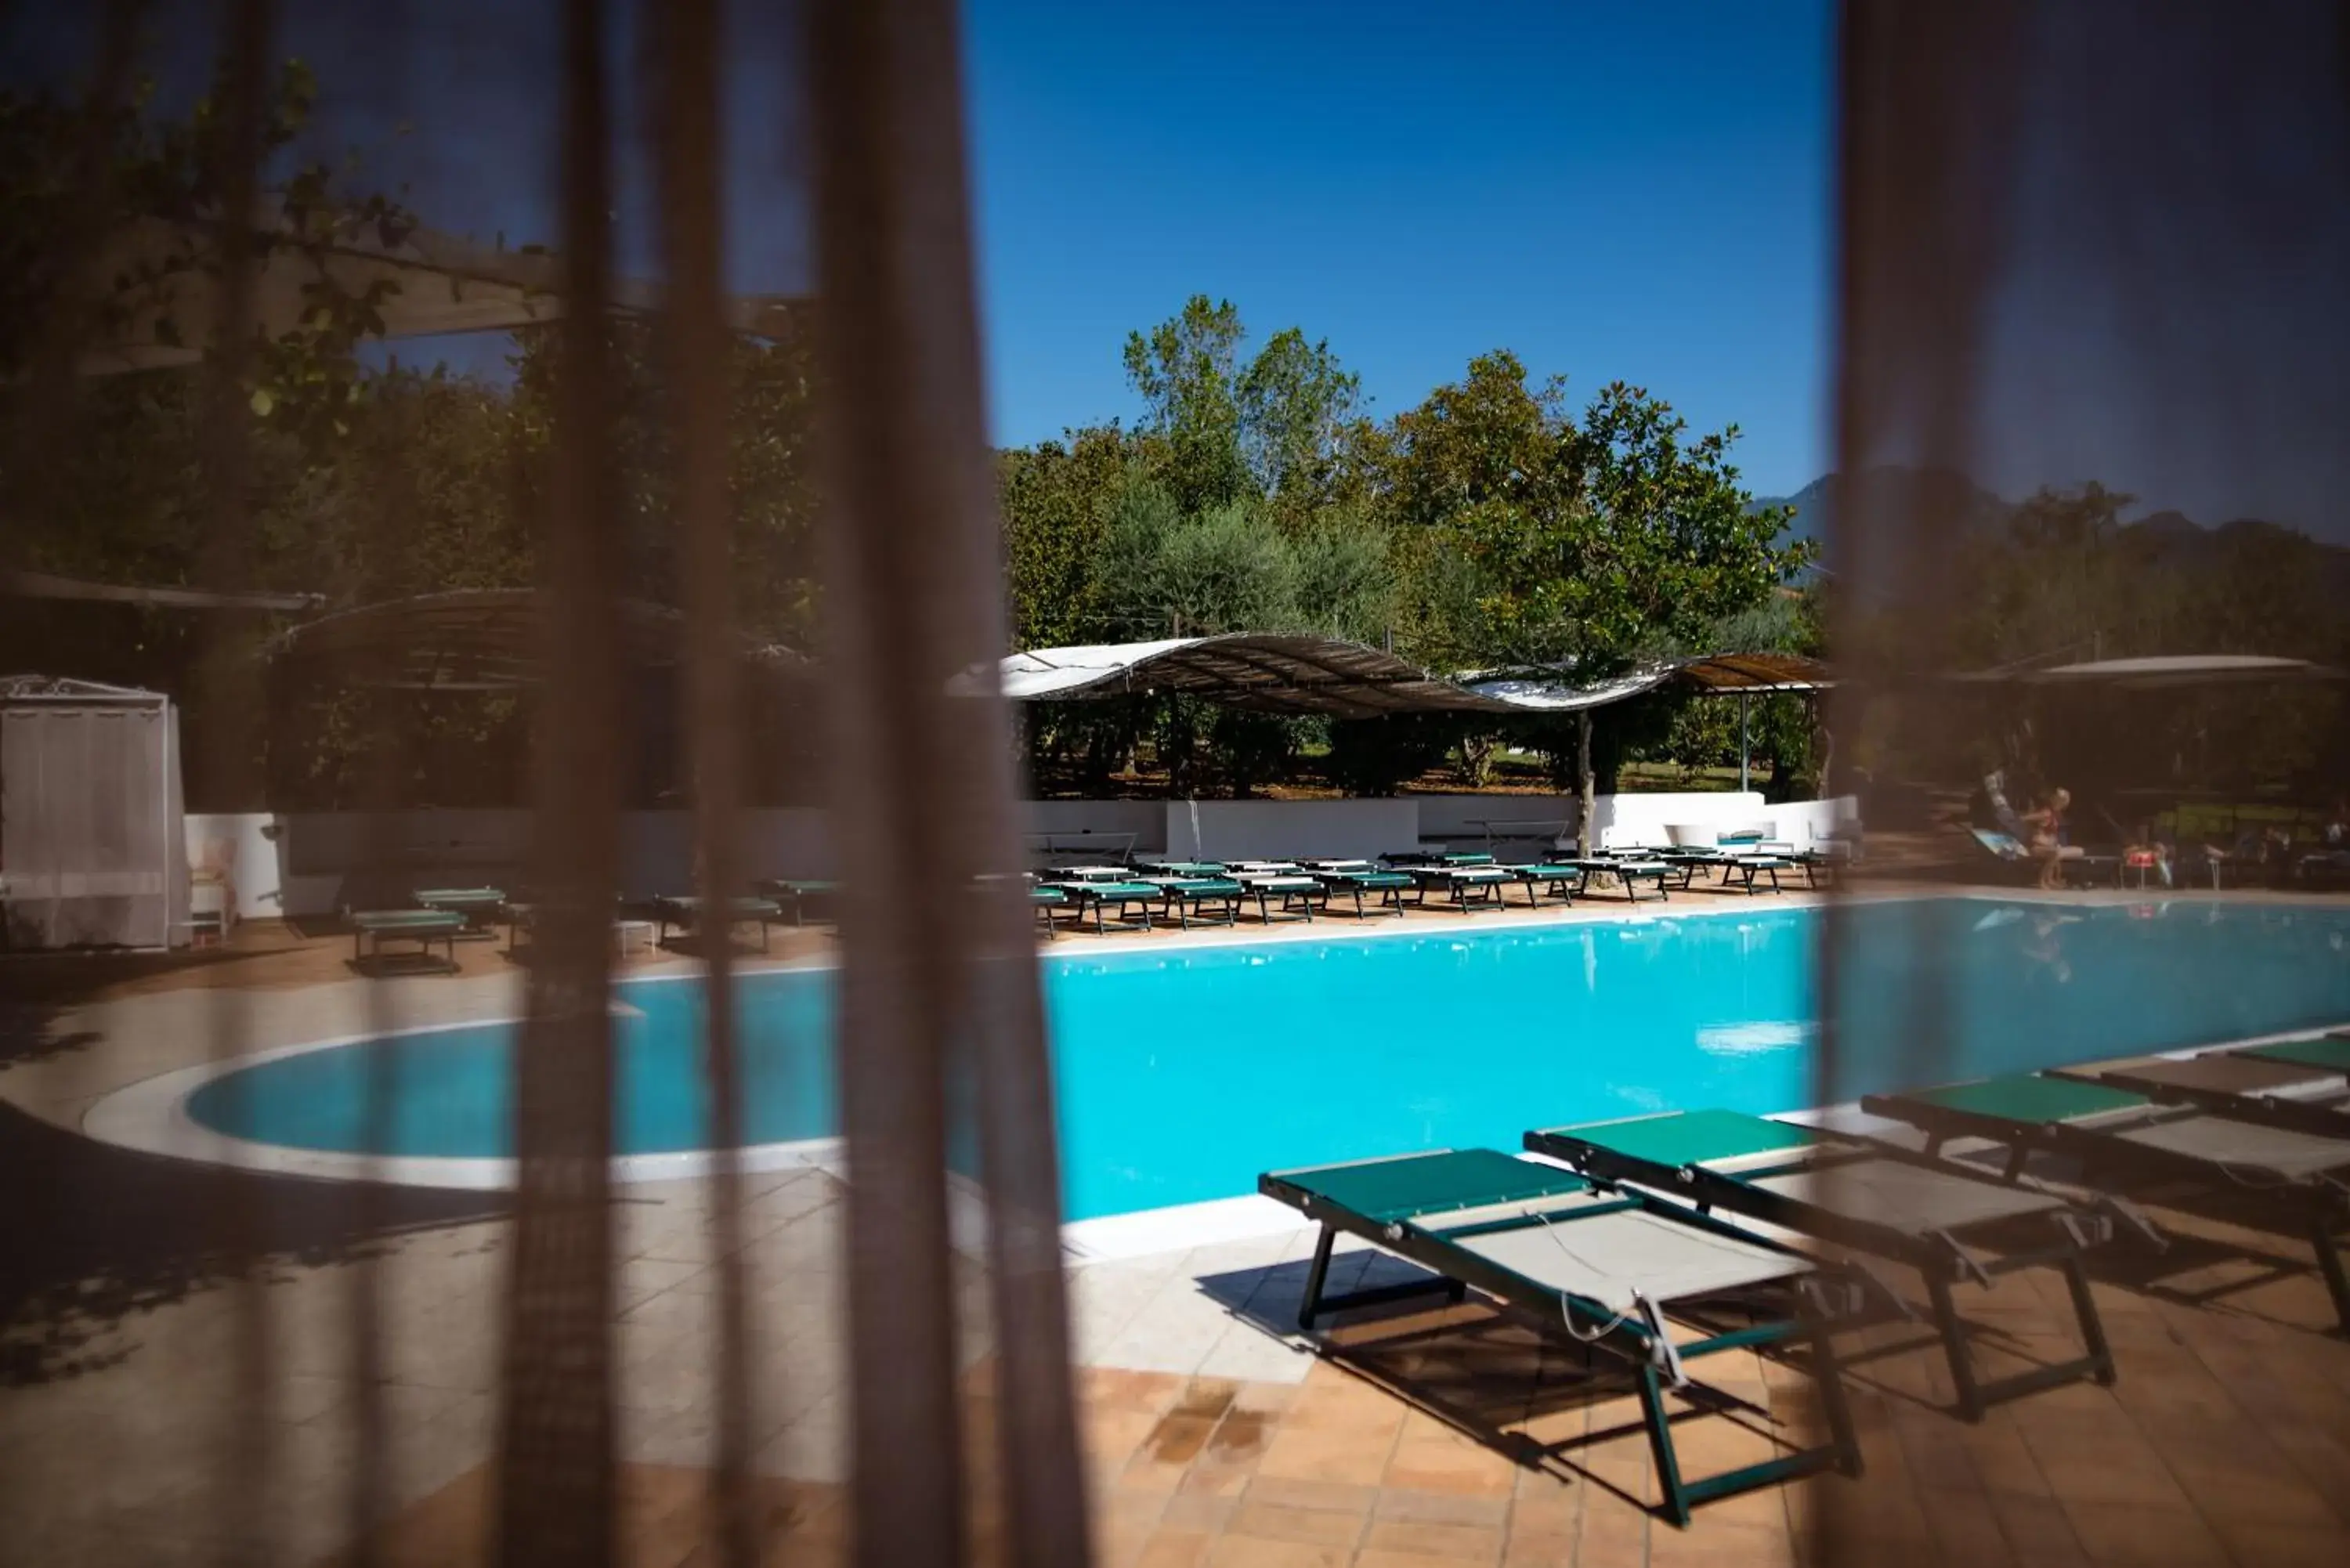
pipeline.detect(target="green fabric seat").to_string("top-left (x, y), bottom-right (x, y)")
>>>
top-left (2251, 1036), bottom-right (2350, 1074)
top-left (1864, 1069), bottom-right (2350, 1332)
top-left (1279, 1148), bottom-right (1589, 1224)
top-left (352, 909), bottom-right (468, 931)
top-left (1555, 1109), bottom-right (1821, 1170)
top-left (1901, 1073), bottom-right (2148, 1125)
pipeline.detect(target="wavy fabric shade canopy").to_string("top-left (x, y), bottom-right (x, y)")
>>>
top-left (992, 634), bottom-right (1831, 717)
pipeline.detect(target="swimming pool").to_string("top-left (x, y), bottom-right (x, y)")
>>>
top-left (172, 898), bottom-right (2350, 1219)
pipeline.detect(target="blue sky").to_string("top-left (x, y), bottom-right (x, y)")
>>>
top-left (961, 0), bottom-right (1838, 498)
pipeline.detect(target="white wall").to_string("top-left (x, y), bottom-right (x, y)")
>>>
top-left (190, 793), bottom-right (1863, 919)
top-left (1412, 793), bottom-right (1580, 844)
top-left (1164, 799), bottom-right (1419, 862)
top-left (1025, 800), bottom-right (1164, 855)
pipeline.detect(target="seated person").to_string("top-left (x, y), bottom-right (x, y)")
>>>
top-left (2019, 788), bottom-right (2086, 891)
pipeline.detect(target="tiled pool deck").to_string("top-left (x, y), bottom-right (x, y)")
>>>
top-left (3, 887), bottom-right (2348, 1564)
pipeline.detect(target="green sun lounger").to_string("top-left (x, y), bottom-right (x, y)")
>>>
top-left (1507, 864), bottom-right (1587, 906)
top-left (1029, 883), bottom-right (1068, 939)
top-left (412, 887), bottom-right (507, 934)
top-left (1398, 863), bottom-right (1515, 912)
top-left (1567, 857), bottom-right (1672, 902)
top-left (1310, 866), bottom-right (1413, 918)
top-left (1133, 858), bottom-right (1227, 878)
top-left (1054, 879), bottom-right (1162, 932)
top-left (1235, 872), bottom-right (1323, 923)
top-left (349, 908), bottom-right (467, 971)
top-left (652, 894), bottom-right (785, 952)
top-left (2250, 1034), bottom-right (2350, 1074)
top-left (756, 878), bottom-right (837, 927)
top-left (1260, 1147), bottom-right (1862, 1526)
top-left (1862, 1072), bottom-right (2350, 1329)
top-left (1527, 1109), bottom-right (2119, 1421)
top-left (1147, 876), bottom-right (1247, 929)
top-left (2075, 1046), bottom-right (2350, 1140)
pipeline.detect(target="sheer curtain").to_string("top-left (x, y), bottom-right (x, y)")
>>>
top-left (1817, 2), bottom-right (2350, 1559)
top-left (0, 2), bottom-right (1083, 1565)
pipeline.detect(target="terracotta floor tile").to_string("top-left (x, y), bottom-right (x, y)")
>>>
top-left (2205, 1520), bottom-right (2350, 1568)
top-left (1645, 1518), bottom-right (1795, 1566)
top-left (1201, 1534), bottom-right (1351, 1568)
top-left (1253, 1422), bottom-right (1403, 1488)
top-left (1499, 1529), bottom-right (1576, 1567)
top-left (1356, 1551), bottom-right (1495, 1568)
top-left (1131, 1527), bottom-right (1214, 1568)
top-left (1224, 1499), bottom-right (1366, 1548)
top-left (1242, 1476), bottom-right (1378, 1516)
top-left (1159, 1490), bottom-right (1242, 1535)
top-left (1981, 1490), bottom-right (2090, 1566)
top-left (1386, 1423), bottom-right (1524, 1501)
top-left (2055, 1501), bottom-right (2232, 1568)
top-left (1571, 1496), bottom-right (1650, 1566)
top-left (1359, 1516), bottom-right (1506, 1563)
top-left (1372, 1488), bottom-right (1509, 1529)
top-left (1502, 1483), bottom-right (1580, 1541)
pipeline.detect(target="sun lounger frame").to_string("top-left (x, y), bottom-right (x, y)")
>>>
top-left (1311, 868), bottom-right (1413, 918)
top-left (1862, 1078), bottom-right (2350, 1329)
top-left (1148, 877), bottom-right (1247, 930)
top-left (1528, 1114), bottom-right (2117, 1420)
top-left (2077, 1054), bottom-right (2350, 1142)
top-left (349, 909), bottom-right (466, 971)
top-left (651, 894), bottom-right (784, 953)
top-left (1260, 1151), bottom-right (1863, 1526)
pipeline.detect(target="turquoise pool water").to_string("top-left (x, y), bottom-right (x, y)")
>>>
top-left (186, 898), bottom-right (2350, 1219)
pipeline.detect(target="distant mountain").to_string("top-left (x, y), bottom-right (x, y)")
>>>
top-left (1749, 475), bottom-right (2350, 606)
top-left (1747, 468), bottom-right (2011, 565)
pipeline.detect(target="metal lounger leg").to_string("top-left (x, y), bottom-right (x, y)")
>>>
top-left (1925, 1274), bottom-right (1985, 1421)
top-left (1299, 1225), bottom-right (1337, 1328)
top-left (2309, 1198), bottom-right (2350, 1331)
top-left (1636, 1360), bottom-right (1693, 1528)
top-left (1811, 1320), bottom-right (1864, 1478)
top-left (2062, 1252), bottom-right (2118, 1386)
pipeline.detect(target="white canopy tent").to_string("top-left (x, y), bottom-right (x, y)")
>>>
top-left (0, 676), bottom-right (190, 949)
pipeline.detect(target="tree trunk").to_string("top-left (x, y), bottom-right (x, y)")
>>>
top-left (1577, 710), bottom-right (1596, 857)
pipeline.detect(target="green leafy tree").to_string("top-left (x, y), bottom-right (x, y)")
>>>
top-left (1123, 295), bottom-right (1251, 512)
top-left (998, 424), bottom-right (1133, 647)
top-left (1236, 326), bottom-right (1362, 520)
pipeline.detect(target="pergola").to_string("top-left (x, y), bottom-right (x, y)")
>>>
top-left (992, 636), bottom-right (1833, 793)
top-left (994, 634), bottom-right (1524, 718)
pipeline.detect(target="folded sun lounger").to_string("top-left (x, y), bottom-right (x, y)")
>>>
top-left (1861, 1071), bottom-right (2350, 1330)
top-left (1527, 1109), bottom-right (2119, 1420)
top-left (349, 908), bottom-right (467, 970)
top-left (1260, 1147), bottom-right (1862, 1526)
